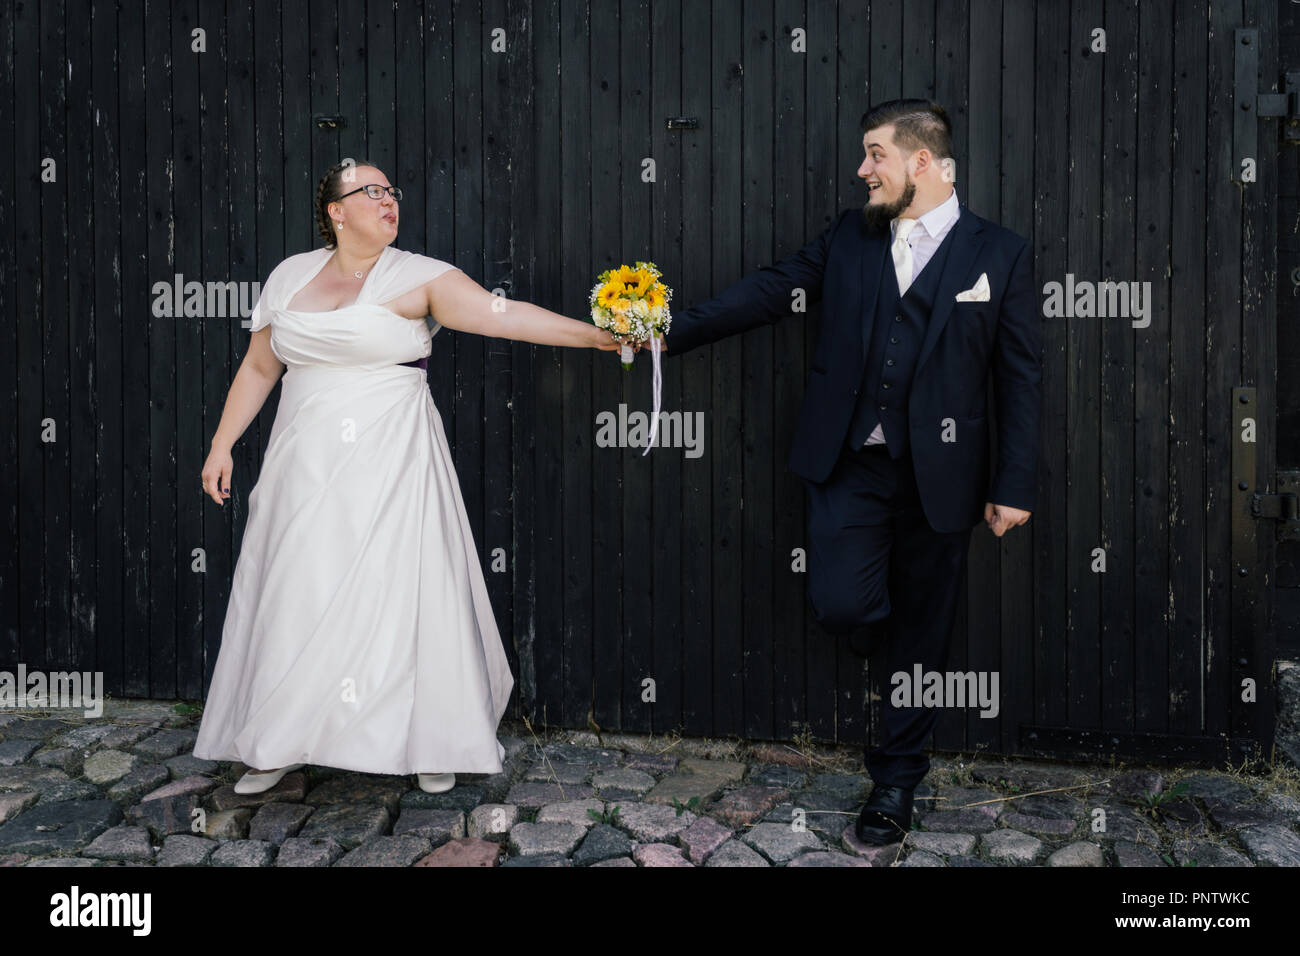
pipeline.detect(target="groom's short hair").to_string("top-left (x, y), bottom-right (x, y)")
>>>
top-left (860, 99), bottom-right (953, 161)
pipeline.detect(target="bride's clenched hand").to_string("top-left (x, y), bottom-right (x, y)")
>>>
top-left (202, 445), bottom-right (234, 506)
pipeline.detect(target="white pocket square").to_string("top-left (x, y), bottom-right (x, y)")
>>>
top-left (955, 273), bottom-right (990, 302)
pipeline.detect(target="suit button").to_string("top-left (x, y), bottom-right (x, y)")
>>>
top-left (894, 315), bottom-right (902, 322)
top-left (878, 404), bottom-right (887, 411)
top-left (890, 337), bottom-right (899, 344)
top-left (886, 359), bottom-right (895, 366)
top-left (882, 382), bottom-right (891, 389)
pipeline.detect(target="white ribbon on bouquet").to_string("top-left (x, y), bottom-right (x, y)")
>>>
top-left (619, 334), bottom-right (664, 456)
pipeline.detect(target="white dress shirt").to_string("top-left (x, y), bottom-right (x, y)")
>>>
top-left (864, 188), bottom-right (961, 447)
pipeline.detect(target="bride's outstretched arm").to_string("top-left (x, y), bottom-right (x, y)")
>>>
top-left (425, 270), bottom-right (620, 350)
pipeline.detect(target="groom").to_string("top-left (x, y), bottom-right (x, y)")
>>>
top-left (654, 99), bottom-right (1041, 845)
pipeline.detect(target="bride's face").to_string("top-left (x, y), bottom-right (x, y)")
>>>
top-left (334, 166), bottom-right (399, 244)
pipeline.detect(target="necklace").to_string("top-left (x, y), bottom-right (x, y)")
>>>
top-left (354, 270), bottom-right (363, 278)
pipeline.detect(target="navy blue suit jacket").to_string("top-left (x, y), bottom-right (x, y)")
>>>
top-left (665, 203), bottom-right (1042, 534)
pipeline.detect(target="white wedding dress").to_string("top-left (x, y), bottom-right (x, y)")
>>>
top-left (193, 245), bottom-right (514, 775)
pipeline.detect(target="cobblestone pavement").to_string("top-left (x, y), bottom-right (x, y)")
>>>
top-left (2, 699), bottom-right (1299, 867)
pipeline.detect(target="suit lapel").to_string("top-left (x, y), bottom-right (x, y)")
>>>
top-left (914, 205), bottom-right (986, 374)
top-left (856, 216), bottom-right (890, 370)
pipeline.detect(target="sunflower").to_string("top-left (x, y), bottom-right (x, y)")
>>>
top-left (597, 282), bottom-right (623, 309)
top-left (631, 269), bottom-right (654, 296)
top-left (646, 286), bottom-right (666, 310)
top-left (614, 265), bottom-right (640, 292)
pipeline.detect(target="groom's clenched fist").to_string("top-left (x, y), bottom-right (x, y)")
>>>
top-left (984, 502), bottom-right (1030, 537)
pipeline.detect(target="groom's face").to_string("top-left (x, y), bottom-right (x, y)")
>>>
top-left (858, 126), bottom-right (916, 229)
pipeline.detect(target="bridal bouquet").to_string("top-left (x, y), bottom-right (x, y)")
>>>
top-left (589, 261), bottom-right (672, 368)
top-left (590, 262), bottom-right (673, 455)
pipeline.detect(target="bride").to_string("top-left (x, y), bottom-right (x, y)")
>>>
top-left (194, 159), bottom-right (618, 796)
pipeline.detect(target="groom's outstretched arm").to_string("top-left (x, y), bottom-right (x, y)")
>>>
top-left (664, 209), bottom-right (853, 355)
top-left (988, 238), bottom-right (1042, 512)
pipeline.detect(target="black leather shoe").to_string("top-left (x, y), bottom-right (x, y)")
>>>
top-left (855, 783), bottom-right (914, 845)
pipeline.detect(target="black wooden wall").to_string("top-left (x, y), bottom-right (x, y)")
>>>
top-left (0, 0), bottom-right (1287, 765)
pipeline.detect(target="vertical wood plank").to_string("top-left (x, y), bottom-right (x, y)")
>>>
top-left (366, 0), bottom-right (395, 173)
top-left (679, 0), bottom-right (712, 736)
top-left (801, 0), bottom-right (841, 741)
top-left (1242, 0), bottom-right (1278, 755)
top-left (618, 0), bottom-right (653, 732)
top-left (1134, 0), bottom-right (1175, 734)
top-left (1203, 0), bottom-right (1242, 739)
top-left (1168, 0), bottom-right (1209, 739)
top-left (997, 0), bottom-right (1036, 755)
top-left (482, 0), bottom-right (516, 708)
top-left (66, 0), bottom-right (96, 682)
top-left (89, 0), bottom-right (124, 692)
top-left (338, 0), bottom-right (367, 160)
top-left (505, 0), bottom-right (534, 715)
top-left (529, 0), bottom-right (563, 721)
top-left (0, 0), bottom-right (15, 667)
top-left (145, 0), bottom-right (176, 694)
top-left (38, 0), bottom-right (69, 672)
top-left (709, 0), bottom-right (744, 737)
top-left (649, 0), bottom-right (684, 734)
top-left (1099, 0), bottom-right (1138, 738)
top-left (309, 0), bottom-right (340, 250)
top-left (1032, 0), bottom-right (1068, 733)
top-left (1066, 0), bottom-right (1103, 730)
top-left (964, 0), bottom-right (1002, 753)
top-left (558, 0), bottom-right (593, 728)
top-left (423, 0), bottom-right (456, 429)
top-left (590, 0), bottom-right (622, 730)
top-left (770, 0), bottom-right (807, 743)
top-left (194, 0), bottom-right (233, 700)
top-left (739, 0), bottom-right (776, 741)
top-left (119, 0), bottom-right (150, 696)
top-left (453, 0), bottom-right (486, 583)
top-left (220, 0), bottom-right (260, 696)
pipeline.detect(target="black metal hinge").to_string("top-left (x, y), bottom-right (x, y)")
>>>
top-left (1252, 493), bottom-right (1298, 520)
top-left (1258, 71), bottom-right (1300, 143)
top-left (1252, 472), bottom-right (1300, 541)
top-left (1234, 31), bottom-right (1300, 169)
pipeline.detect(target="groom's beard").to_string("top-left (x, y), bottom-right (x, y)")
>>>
top-left (862, 177), bottom-right (917, 232)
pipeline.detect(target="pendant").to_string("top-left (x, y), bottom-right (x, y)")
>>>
top-left (354, 270), bottom-right (363, 278)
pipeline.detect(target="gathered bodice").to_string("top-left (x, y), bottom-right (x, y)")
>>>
top-left (269, 302), bottom-right (433, 370)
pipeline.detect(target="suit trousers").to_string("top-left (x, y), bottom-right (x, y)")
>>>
top-left (803, 440), bottom-right (973, 790)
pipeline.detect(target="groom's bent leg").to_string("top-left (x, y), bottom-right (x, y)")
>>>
top-left (864, 450), bottom-right (974, 790)
top-left (803, 449), bottom-right (896, 637)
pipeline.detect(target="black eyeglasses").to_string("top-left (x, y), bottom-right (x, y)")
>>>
top-left (338, 184), bottom-right (403, 201)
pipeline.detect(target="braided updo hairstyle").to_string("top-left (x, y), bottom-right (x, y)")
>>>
top-left (315, 158), bottom-right (381, 249)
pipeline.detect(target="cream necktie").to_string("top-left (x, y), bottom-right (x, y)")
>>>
top-left (892, 217), bottom-right (918, 295)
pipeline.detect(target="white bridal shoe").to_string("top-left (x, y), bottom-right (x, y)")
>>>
top-left (417, 773), bottom-right (456, 793)
top-left (234, 763), bottom-right (305, 795)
